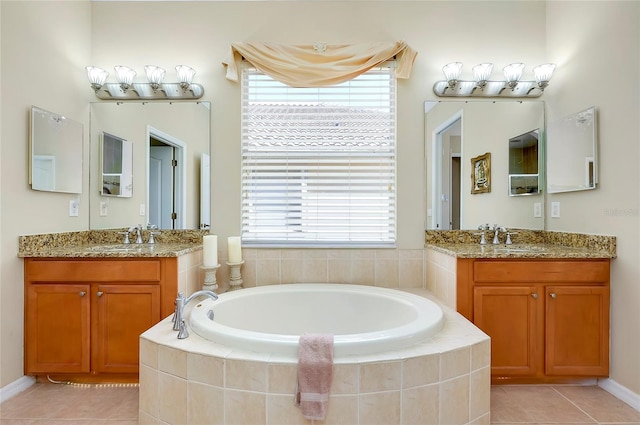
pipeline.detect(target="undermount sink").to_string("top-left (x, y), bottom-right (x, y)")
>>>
top-left (491, 244), bottom-right (547, 253)
top-left (88, 244), bottom-right (152, 252)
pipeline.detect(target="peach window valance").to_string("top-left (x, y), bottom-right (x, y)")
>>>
top-left (222, 40), bottom-right (417, 88)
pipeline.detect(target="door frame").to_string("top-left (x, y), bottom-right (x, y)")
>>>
top-left (431, 111), bottom-right (463, 230)
top-left (146, 126), bottom-right (187, 229)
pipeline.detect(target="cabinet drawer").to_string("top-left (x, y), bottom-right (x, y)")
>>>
top-left (474, 260), bottom-right (609, 283)
top-left (25, 259), bottom-right (161, 283)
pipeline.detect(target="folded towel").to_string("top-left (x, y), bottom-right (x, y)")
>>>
top-left (295, 333), bottom-right (334, 420)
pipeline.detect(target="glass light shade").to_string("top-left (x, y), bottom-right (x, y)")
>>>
top-left (533, 63), bottom-right (556, 86)
top-left (472, 63), bottom-right (493, 86)
top-left (86, 66), bottom-right (109, 90)
top-left (503, 63), bottom-right (525, 88)
top-left (144, 65), bottom-right (166, 91)
top-left (176, 65), bottom-right (196, 89)
top-left (114, 66), bottom-right (137, 90)
top-left (442, 62), bottom-right (463, 85)
top-left (145, 65), bottom-right (166, 84)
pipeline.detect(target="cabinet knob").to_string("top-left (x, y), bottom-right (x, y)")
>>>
top-left (97, 291), bottom-right (104, 297)
top-left (79, 291), bottom-right (86, 297)
top-left (550, 292), bottom-right (557, 299)
top-left (531, 293), bottom-right (538, 299)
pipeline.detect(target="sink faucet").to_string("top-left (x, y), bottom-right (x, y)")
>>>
top-left (475, 224), bottom-right (490, 245)
top-left (492, 224), bottom-right (507, 244)
top-left (172, 290), bottom-right (219, 339)
top-left (128, 224), bottom-right (143, 244)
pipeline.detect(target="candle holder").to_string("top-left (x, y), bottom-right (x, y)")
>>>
top-left (201, 264), bottom-right (221, 292)
top-left (226, 260), bottom-right (245, 291)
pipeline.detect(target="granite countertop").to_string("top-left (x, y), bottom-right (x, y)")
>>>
top-left (18, 229), bottom-right (207, 259)
top-left (425, 229), bottom-right (616, 259)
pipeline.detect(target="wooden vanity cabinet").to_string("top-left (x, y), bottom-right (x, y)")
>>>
top-left (457, 259), bottom-right (610, 382)
top-left (24, 258), bottom-right (177, 379)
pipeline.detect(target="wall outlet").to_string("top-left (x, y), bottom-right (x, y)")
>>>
top-left (139, 203), bottom-right (146, 216)
top-left (533, 202), bottom-right (542, 218)
top-left (69, 198), bottom-right (79, 217)
top-left (99, 201), bottom-right (108, 216)
top-left (551, 201), bottom-right (561, 218)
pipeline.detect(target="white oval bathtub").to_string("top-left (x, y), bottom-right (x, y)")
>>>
top-left (188, 284), bottom-right (445, 357)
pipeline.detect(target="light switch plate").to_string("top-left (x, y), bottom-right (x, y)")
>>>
top-left (100, 201), bottom-right (108, 216)
top-left (139, 203), bottom-right (146, 216)
top-left (534, 202), bottom-right (542, 218)
top-left (551, 201), bottom-right (561, 218)
top-left (69, 198), bottom-right (79, 217)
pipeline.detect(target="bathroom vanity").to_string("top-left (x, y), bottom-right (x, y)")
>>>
top-left (425, 230), bottom-right (615, 384)
top-left (19, 231), bottom-right (204, 382)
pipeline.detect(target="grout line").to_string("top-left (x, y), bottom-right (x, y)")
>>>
top-left (551, 386), bottom-right (600, 425)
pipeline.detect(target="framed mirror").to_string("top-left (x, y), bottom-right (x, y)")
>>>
top-left (100, 132), bottom-right (133, 197)
top-left (546, 106), bottom-right (597, 193)
top-left (89, 102), bottom-right (210, 230)
top-left (425, 100), bottom-right (545, 230)
top-left (30, 106), bottom-right (83, 194)
top-left (508, 128), bottom-right (541, 196)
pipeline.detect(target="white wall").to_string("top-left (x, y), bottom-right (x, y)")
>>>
top-left (0, 0), bottom-right (91, 388)
top-left (545, 0), bottom-right (640, 397)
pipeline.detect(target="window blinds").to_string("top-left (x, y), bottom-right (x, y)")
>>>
top-left (241, 67), bottom-right (397, 246)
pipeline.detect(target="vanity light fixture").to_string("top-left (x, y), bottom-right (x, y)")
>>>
top-left (144, 65), bottom-right (166, 92)
top-left (85, 64), bottom-right (204, 100)
top-left (433, 61), bottom-right (556, 98)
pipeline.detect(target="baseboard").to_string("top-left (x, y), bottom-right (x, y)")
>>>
top-left (0, 376), bottom-right (36, 404)
top-left (599, 378), bottom-right (640, 412)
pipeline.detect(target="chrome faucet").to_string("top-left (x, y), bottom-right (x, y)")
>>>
top-left (492, 224), bottom-right (507, 244)
top-left (172, 290), bottom-right (219, 339)
top-left (128, 224), bottom-right (143, 244)
top-left (475, 223), bottom-right (490, 245)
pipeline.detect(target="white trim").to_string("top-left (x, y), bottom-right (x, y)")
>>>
top-left (0, 376), bottom-right (36, 404)
top-left (598, 378), bottom-right (640, 412)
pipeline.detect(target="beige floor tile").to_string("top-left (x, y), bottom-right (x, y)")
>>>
top-left (554, 385), bottom-right (640, 423)
top-left (497, 385), bottom-right (596, 423)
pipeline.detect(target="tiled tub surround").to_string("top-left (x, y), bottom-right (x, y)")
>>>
top-left (139, 289), bottom-right (491, 425)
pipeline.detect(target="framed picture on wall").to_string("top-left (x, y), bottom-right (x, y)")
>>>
top-left (471, 152), bottom-right (491, 194)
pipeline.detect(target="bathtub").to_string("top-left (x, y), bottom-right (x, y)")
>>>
top-left (139, 285), bottom-right (491, 424)
top-left (188, 283), bottom-right (445, 357)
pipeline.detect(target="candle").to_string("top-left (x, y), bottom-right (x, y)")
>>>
top-left (228, 236), bottom-right (242, 263)
top-left (203, 234), bottom-right (218, 267)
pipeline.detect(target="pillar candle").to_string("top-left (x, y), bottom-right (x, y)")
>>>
top-left (228, 236), bottom-right (242, 263)
top-left (203, 234), bottom-right (218, 267)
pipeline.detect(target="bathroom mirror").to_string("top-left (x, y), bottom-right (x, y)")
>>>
top-left (29, 106), bottom-right (83, 194)
top-left (100, 132), bottom-right (133, 197)
top-left (89, 101), bottom-right (211, 230)
top-left (546, 106), bottom-right (597, 193)
top-left (508, 128), bottom-right (541, 196)
top-left (425, 100), bottom-right (545, 230)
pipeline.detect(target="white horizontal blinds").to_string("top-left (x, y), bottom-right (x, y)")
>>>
top-left (241, 67), bottom-right (397, 246)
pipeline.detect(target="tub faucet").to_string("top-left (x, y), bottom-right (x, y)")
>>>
top-left (173, 290), bottom-right (219, 339)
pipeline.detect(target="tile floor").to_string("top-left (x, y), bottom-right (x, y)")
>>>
top-left (1, 382), bottom-right (639, 424)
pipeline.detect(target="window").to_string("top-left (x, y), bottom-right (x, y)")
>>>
top-left (241, 65), bottom-right (396, 246)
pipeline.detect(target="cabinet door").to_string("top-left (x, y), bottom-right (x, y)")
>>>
top-left (545, 286), bottom-right (609, 376)
top-left (93, 284), bottom-right (161, 374)
top-left (25, 284), bottom-right (90, 373)
top-left (474, 286), bottom-right (541, 377)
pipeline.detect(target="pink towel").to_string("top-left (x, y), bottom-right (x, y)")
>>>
top-left (295, 334), bottom-right (334, 420)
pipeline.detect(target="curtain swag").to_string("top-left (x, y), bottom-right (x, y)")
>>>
top-left (222, 40), bottom-right (417, 87)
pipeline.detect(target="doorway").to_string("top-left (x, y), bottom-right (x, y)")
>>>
top-left (147, 127), bottom-right (187, 229)
top-left (432, 114), bottom-right (462, 230)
